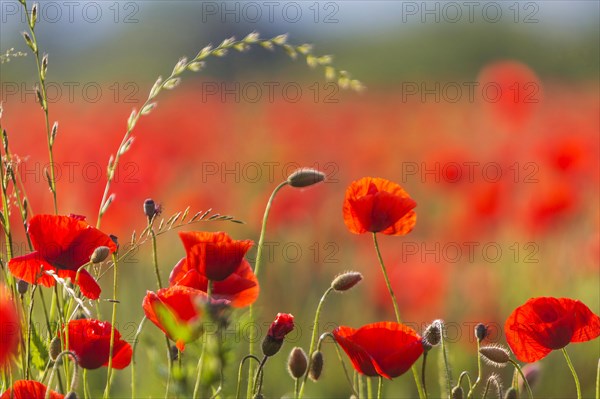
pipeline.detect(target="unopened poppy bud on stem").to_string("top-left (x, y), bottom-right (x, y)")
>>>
top-left (287, 347), bottom-right (308, 379)
top-left (475, 323), bottom-right (488, 342)
top-left (423, 322), bottom-right (441, 347)
top-left (504, 387), bottom-right (517, 399)
top-left (144, 198), bottom-right (157, 220)
top-left (309, 351), bottom-right (324, 381)
top-left (262, 313), bottom-right (294, 357)
top-left (16, 279), bottom-right (28, 294)
top-left (451, 386), bottom-right (464, 399)
top-left (331, 271), bottom-right (362, 292)
top-left (479, 344), bottom-right (510, 367)
top-left (49, 337), bottom-right (61, 361)
top-left (287, 168), bottom-right (326, 188)
top-left (90, 246), bottom-right (110, 264)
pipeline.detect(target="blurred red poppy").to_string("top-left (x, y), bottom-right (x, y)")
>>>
top-left (169, 256), bottom-right (259, 307)
top-left (333, 322), bottom-right (423, 379)
top-left (60, 319), bottom-right (132, 369)
top-left (143, 285), bottom-right (210, 351)
top-left (0, 380), bottom-right (64, 399)
top-left (8, 214), bottom-right (117, 300)
top-left (343, 177), bottom-right (417, 235)
top-left (505, 297), bottom-right (600, 362)
top-left (178, 231), bottom-right (254, 281)
top-left (0, 286), bottom-right (19, 366)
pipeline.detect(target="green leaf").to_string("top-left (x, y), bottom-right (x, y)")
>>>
top-left (30, 324), bottom-right (48, 371)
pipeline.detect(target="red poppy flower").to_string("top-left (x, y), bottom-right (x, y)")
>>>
top-left (267, 313), bottom-right (295, 340)
top-left (505, 297), bottom-right (600, 362)
top-left (333, 322), bottom-right (424, 379)
top-left (0, 286), bottom-right (19, 367)
top-left (0, 380), bottom-right (64, 399)
top-left (169, 257), bottom-right (259, 308)
top-left (8, 214), bottom-right (117, 300)
top-left (60, 319), bottom-right (132, 369)
top-left (343, 177), bottom-right (417, 235)
top-left (178, 231), bottom-right (253, 281)
top-left (143, 285), bottom-right (210, 351)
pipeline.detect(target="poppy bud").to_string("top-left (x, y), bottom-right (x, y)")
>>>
top-left (16, 279), bottom-right (28, 295)
top-left (65, 392), bottom-right (78, 399)
top-left (518, 363), bottom-right (540, 392)
top-left (331, 271), bottom-right (362, 292)
top-left (504, 387), bottom-right (517, 399)
top-left (479, 344), bottom-right (510, 367)
top-left (90, 246), bottom-right (110, 264)
top-left (287, 168), bottom-right (326, 188)
top-left (262, 335), bottom-right (284, 357)
top-left (475, 323), bottom-right (488, 342)
top-left (288, 347), bottom-right (308, 379)
top-left (422, 322), bottom-right (441, 347)
top-left (309, 351), bottom-right (324, 381)
top-left (451, 386), bottom-right (464, 399)
top-left (144, 198), bottom-right (157, 220)
top-left (49, 337), bottom-right (61, 361)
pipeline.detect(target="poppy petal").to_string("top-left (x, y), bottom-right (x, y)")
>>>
top-left (8, 252), bottom-right (58, 288)
top-left (56, 269), bottom-right (101, 300)
top-left (561, 298), bottom-right (600, 343)
top-left (0, 380), bottom-right (64, 399)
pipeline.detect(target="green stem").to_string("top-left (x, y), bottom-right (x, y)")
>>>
top-left (421, 351), bottom-right (428, 399)
top-left (438, 321), bottom-right (452, 399)
top-left (562, 348), bottom-right (581, 399)
top-left (131, 317), bottom-right (147, 399)
top-left (252, 356), bottom-right (268, 396)
top-left (367, 376), bottom-right (373, 399)
top-left (508, 360), bottom-right (533, 399)
top-left (298, 287), bottom-right (333, 398)
top-left (372, 233), bottom-right (425, 399)
top-left (247, 180), bottom-right (288, 398)
top-left (596, 358), bottom-right (599, 399)
top-left (193, 282), bottom-right (212, 399)
top-left (235, 355), bottom-right (260, 399)
top-left (102, 254), bottom-right (119, 399)
top-left (467, 339), bottom-right (482, 398)
top-left (150, 229), bottom-right (162, 289)
top-left (377, 376), bottom-right (383, 399)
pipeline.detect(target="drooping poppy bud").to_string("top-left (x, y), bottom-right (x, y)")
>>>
top-left (287, 168), bottom-right (326, 188)
top-left (331, 271), bottom-right (362, 292)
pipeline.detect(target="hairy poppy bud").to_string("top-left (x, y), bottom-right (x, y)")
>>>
top-left (49, 337), bottom-right (61, 361)
top-left (423, 322), bottom-right (441, 347)
top-left (475, 323), bottom-right (488, 342)
top-left (309, 351), bottom-right (324, 381)
top-left (144, 198), bottom-right (157, 220)
top-left (288, 347), bottom-right (308, 379)
top-left (90, 246), bottom-right (110, 264)
top-left (16, 279), bottom-right (28, 295)
top-left (262, 335), bottom-right (284, 357)
top-left (287, 168), bottom-right (326, 188)
top-left (451, 386), bottom-right (464, 399)
top-left (504, 387), bottom-right (517, 399)
top-left (479, 344), bottom-right (510, 367)
top-left (331, 271), bottom-right (362, 292)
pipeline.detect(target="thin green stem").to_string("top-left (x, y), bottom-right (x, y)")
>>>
top-left (372, 233), bottom-right (425, 399)
top-left (438, 321), bottom-right (452, 399)
top-left (467, 339), bottom-right (482, 398)
top-left (252, 356), bottom-right (268, 396)
top-left (367, 376), bottom-right (373, 399)
top-left (193, 282), bottom-right (213, 399)
top-left (596, 358), bottom-right (599, 399)
top-left (150, 228), bottom-right (162, 289)
top-left (102, 254), bottom-right (119, 399)
top-left (421, 351), bottom-right (428, 399)
top-left (235, 355), bottom-right (260, 399)
top-left (247, 180), bottom-right (288, 398)
top-left (131, 316), bottom-right (147, 399)
top-left (508, 360), bottom-right (533, 399)
top-left (377, 376), bottom-right (383, 399)
top-left (562, 348), bottom-right (581, 399)
top-left (295, 378), bottom-right (300, 399)
top-left (298, 287), bottom-right (333, 398)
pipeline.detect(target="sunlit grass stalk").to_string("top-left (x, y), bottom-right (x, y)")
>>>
top-left (377, 376), bottom-right (383, 399)
top-left (21, 0), bottom-right (58, 214)
top-left (562, 348), bottom-right (581, 399)
top-left (437, 321), bottom-right (452, 399)
top-left (372, 233), bottom-right (425, 399)
top-left (102, 254), bottom-right (119, 399)
top-left (596, 358), bottom-right (599, 399)
top-left (298, 286), bottom-right (333, 398)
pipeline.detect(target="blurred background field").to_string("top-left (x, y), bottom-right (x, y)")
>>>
top-left (1, 1), bottom-right (599, 398)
